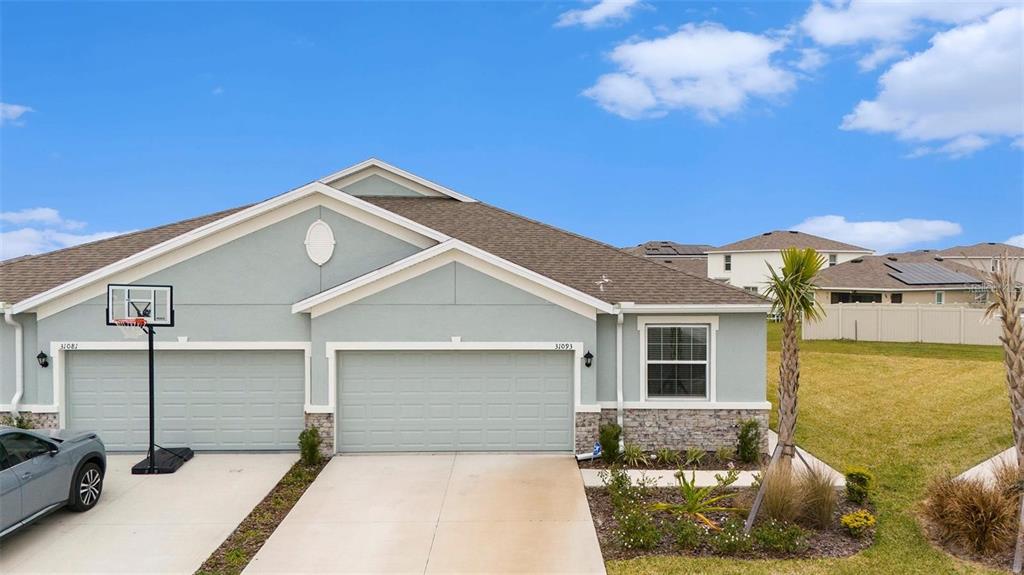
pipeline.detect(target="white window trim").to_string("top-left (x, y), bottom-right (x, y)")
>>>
top-left (47, 341), bottom-right (313, 428)
top-left (935, 291), bottom-right (945, 304)
top-left (637, 316), bottom-right (718, 404)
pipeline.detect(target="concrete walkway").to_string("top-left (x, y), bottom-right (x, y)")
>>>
top-left (580, 430), bottom-right (844, 488)
top-left (0, 453), bottom-right (296, 574)
top-left (959, 447), bottom-right (1015, 484)
top-left (246, 453), bottom-right (605, 575)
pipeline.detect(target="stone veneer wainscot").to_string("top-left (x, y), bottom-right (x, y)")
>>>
top-left (304, 412), bottom-right (335, 457)
top-left (574, 409), bottom-right (769, 454)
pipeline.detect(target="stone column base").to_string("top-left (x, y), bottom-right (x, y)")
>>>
top-left (1, 411), bottom-right (59, 430)
top-left (304, 412), bottom-right (335, 456)
top-left (574, 408), bottom-right (769, 454)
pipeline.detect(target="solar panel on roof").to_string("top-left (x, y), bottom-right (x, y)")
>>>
top-left (885, 262), bottom-right (981, 286)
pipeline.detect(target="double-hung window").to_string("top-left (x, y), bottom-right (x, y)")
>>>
top-left (646, 325), bottom-right (709, 399)
top-left (724, 255), bottom-right (732, 271)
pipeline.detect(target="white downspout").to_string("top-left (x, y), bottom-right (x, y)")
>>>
top-left (616, 305), bottom-right (624, 449)
top-left (3, 303), bottom-right (24, 417)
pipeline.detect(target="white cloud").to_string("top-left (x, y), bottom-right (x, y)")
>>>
top-left (841, 7), bottom-right (1023, 157)
top-left (583, 23), bottom-right (795, 121)
top-left (857, 45), bottom-right (906, 72)
top-left (0, 207), bottom-right (86, 230)
top-left (793, 214), bottom-right (962, 252)
top-left (1007, 234), bottom-right (1024, 248)
top-left (0, 103), bottom-right (33, 126)
top-left (556, 0), bottom-right (642, 29)
top-left (0, 207), bottom-right (131, 260)
top-left (800, 0), bottom-right (1013, 46)
top-left (794, 47), bottom-right (827, 72)
top-left (212, 86), bottom-right (224, 95)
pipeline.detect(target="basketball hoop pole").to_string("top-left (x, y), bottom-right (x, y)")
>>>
top-left (147, 324), bottom-right (156, 474)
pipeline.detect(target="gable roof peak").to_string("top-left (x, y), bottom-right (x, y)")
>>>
top-left (317, 158), bottom-right (477, 203)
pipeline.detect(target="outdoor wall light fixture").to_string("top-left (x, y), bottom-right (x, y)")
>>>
top-left (583, 351), bottom-right (594, 368)
top-left (36, 352), bottom-right (49, 368)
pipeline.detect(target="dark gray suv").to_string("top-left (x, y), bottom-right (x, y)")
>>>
top-left (0, 426), bottom-right (107, 538)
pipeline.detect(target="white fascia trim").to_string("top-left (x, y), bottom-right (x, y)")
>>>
top-left (618, 303), bottom-right (771, 314)
top-left (0, 404), bottom-right (58, 413)
top-left (818, 286), bottom-right (975, 292)
top-left (318, 158), bottom-right (477, 203)
top-left (49, 341), bottom-right (315, 427)
top-left (597, 401), bottom-right (772, 411)
top-left (326, 340), bottom-right (593, 416)
top-left (293, 239), bottom-right (614, 318)
top-left (13, 181), bottom-right (451, 318)
top-left (705, 248), bottom-right (873, 255)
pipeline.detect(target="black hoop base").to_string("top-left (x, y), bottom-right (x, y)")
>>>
top-left (131, 447), bottom-right (195, 475)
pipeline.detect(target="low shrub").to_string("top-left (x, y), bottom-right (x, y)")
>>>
top-left (653, 468), bottom-right (740, 530)
top-left (602, 466), bottom-right (655, 512)
top-left (716, 446), bottom-right (735, 463)
top-left (737, 419), bottom-right (761, 464)
top-left (297, 427), bottom-right (322, 467)
top-left (599, 423), bottom-right (622, 463)
top-left (622, 443), bottom-right (648, 468)
top-left (845, 467), bottom-right (874, 504)
top-left (709, 517), bottom-right (752, 554)
top-left (684, 447), bottom-right (706, 468)
top-left (655, 448), bottom-right (681, 466)
top-left (840, 509), bottom-right (876, 539)
top-left (670, 519), bottom-right (706, 550)
top-left (752, 518), bottom-right (807, 553)
top-left (922, 473), bottom-right (1016, 554)
top-left (0, 413), bottom-right (34, 429)
top-left (799, 464), bottom-right (839, 529)
top-left (613, 507), bottom-right (662, 550)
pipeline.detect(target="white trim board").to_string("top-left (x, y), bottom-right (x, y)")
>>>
top-left (318, 158), bottom-right (476, 203)
top-left (325, 340), bottom-right (596, 449)
top-left (618, 303), bottom-right (771, 314)
top-left (293, 239), bottom-right (615, 319)
top-left (49, 341), bottom-right (315, 428)
top-left (13, 178), bottom-right (452, 318)
top-left (596, 401), bottom-right (771, 410)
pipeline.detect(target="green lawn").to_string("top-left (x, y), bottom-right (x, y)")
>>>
top-left (608, 322), bottom-right (1010, 575)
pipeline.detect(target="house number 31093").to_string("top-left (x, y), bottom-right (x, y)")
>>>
top-left (554, 343), bottom-right (574, 350)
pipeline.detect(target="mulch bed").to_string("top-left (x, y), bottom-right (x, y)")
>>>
top-left (578, 452), bottom-right (763, 471)
top-left (586, 486), bottom-right (875, 561)
top-left (919, 515), bottom-right (1014, 573)
top-left (195, 459), bottom-right (328, 575)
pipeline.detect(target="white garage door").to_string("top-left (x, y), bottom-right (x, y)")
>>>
top-left (66, 350), bottom-right (305, 451)
top-left (337, 350), bottom-right (573, 452)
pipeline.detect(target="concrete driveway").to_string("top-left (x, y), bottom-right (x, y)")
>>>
top-left (0, 452), bottom-right (296, 574)
top-left (246, 453), bottom-right (606, 574)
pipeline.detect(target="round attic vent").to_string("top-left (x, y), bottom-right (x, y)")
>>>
top-left (304, 220), bottom-right (336, 266)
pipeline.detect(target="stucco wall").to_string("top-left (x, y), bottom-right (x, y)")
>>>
top-left (708, 251), bottom-right (863, 292)
top-left (310, 261), bottom-right (598, 406)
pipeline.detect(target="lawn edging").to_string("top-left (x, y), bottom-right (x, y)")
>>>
top-left (195, 458), bottom-right (329, 575)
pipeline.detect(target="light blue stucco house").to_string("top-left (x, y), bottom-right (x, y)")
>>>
top-left (0, 159), bottom-right (770, 454)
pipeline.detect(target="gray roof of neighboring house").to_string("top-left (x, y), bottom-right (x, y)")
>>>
top-left (624, 241), bottom-right (714, 257)
top-left (709, 230), bottom-right (871, 253)
top-left (814, 251), bottom-right (986, 290)
top-left (0, 197), bottom-right (765, 307)
top-left (937, 242), bottom-right (1024, 258)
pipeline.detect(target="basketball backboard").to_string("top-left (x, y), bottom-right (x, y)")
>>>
top-left (106, 284), bottom-right (174, 326)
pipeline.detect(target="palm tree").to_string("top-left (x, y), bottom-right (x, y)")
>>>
top-left (764, 247), bottom-right (826, 471)
top-left (983, 255), bottom-right (1024, 573)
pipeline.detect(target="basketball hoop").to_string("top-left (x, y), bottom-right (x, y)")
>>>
top-left (113, 317), bottom-right (147, 339)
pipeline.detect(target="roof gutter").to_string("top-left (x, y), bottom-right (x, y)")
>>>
top-left (2, 303), bottom-right (23, 416)
top-left (616, 303), bottom-right (771, 314)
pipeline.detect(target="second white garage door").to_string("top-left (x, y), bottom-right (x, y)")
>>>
top-left (337, 350), bottom-right (574, 452)
top-left (66, 350), bottom-right (305, 451)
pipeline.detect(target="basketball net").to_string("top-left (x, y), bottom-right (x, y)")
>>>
top-left (114, 317), bottom-right (147, 339)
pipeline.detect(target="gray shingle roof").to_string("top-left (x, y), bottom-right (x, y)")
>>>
top-left (710, 230), bottom-right (871, 253)
top-left (937, 242), bottom-right (1024, 258)
top-left (0, 197), bottom-right (765, 308)
top-left (814, 251), bottom-right (986, 290)
top-left (625, 241), bottom-right (714, 257)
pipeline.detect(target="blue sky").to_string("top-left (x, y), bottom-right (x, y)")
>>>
top-left (1, 1), bottom-right (1021, 260)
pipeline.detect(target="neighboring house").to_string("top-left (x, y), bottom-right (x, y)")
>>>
top-left (705, 231), bottom-right (873, 295)
top-left (0, 159), bottom-right (770, 456)
top-left (813, 251), bottom-right (988, 306)
top-left (938, 242), bottom-right (1024, 283)
top-left (623, 241), bottom-right (712, 278)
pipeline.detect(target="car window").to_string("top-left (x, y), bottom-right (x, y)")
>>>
top-left (0, 442), bottom-right (9, 471)
top-left (0, 433), bottom-right (53, 466)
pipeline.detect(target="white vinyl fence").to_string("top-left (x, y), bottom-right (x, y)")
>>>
top-left (802, 304), bottom-right (1003, 346)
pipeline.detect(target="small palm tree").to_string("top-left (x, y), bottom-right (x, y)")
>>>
top-left (983, 255), bottom-right (1024, 573)
top-left (764, 247), bottom-right (826, 471)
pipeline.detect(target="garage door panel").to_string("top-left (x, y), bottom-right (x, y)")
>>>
top-left (67, 350), bottom-right (304, 451)
top-left (338, 350), bottom-right (572, 452)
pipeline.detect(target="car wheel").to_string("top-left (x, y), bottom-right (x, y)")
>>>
top-left (68, 462), bottom-right (103, 512)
